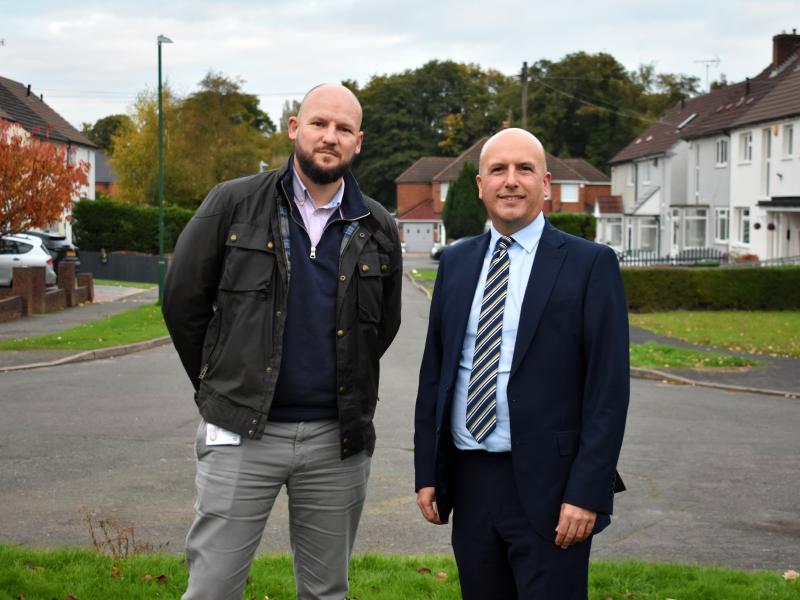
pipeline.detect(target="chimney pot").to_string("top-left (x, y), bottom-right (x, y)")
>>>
top-left (26, 84), bottom-right (31, 96)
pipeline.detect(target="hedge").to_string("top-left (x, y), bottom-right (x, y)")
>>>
top-left (623, 266), bottom-right (800, 311)
top-left (549, 212), bottom-right (595, 240)
top-left (72, 198), bottom-right (195, 254)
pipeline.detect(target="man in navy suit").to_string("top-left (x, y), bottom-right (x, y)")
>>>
top-left (414, 128), bottom-right (629, 599)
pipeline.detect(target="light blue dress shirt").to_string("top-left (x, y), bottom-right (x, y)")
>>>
top-left (450, 212), bottom-right (546, 451)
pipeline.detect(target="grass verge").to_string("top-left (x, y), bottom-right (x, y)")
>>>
top-left (1, 546), bottom-right (798, 600)
top-left (408, 268), bottom-right (437, 293)
top-left (630, 342), bottom-right (761, 369)
top-left (630, 311), bottom-right (800, 357)
top-left (94, 279), bottom-right (157, 289)
top-left (0, 304), bottom-right (167, 351)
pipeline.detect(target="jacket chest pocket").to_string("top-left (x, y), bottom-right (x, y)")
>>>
top-left (356, 251), bottom-right (390, 323)
top-left (219, 224), bottom-right (276, 292)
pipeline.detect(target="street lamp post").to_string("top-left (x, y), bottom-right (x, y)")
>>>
top-left (157, 34), bottom-right (173, 304)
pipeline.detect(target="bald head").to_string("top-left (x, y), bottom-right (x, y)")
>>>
top-left (475, 127), bottom-right (552, 235)
top-left (297, 83), bottom-right (363, 130)
top-left (479, 128), bottom-right (547, 176)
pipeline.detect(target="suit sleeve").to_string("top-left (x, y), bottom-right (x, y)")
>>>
top-left (162, 184), bottom-right (231, 392)
top-left (562, 245), bottom-right (630, 514)
top-left (413, 256), bottom-right (446, 491)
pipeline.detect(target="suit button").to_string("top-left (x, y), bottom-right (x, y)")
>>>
top-left (267, 241), bottom-right (274, 249)
top-left (337, 329), bottom-right (345, 338)
top-left (339, 275), bottom-right (347, 281)
top-left (230, 234), bottom-right (238, 241)
top-left (266, 366), bottom-right (273, 373)
top-left (381, 264), bottom-right (389, 273)
top-left (359, 232), bottom-right (365, 238)
top-left (361, 264), bottom-right (370, 273)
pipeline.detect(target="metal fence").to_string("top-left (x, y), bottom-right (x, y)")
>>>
top-left (618, 248), bottom-right (731, 267)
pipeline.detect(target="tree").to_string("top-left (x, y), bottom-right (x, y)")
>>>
top-left (279, 99), bottom-right (301, 132)
top-left (0, 119), bottom-right (89, 235)
top-left (0, 120), bottom-right (89, 235)
top-left (110, 72), bottom-right (273, 208)
top-left (442, 162), bottom-right (485, 239)
top-left (81, 114), bottom-right (132, 151)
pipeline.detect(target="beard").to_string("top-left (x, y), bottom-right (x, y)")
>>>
top-left (295, 145), bottom-right (353, 185)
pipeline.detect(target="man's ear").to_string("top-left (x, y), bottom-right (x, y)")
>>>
top-left (355, 131), bottom-right (364, 155)
top-left (476, 174), bottom-right (483, 199)
top-left (287, 116), bottom-right (299, 141)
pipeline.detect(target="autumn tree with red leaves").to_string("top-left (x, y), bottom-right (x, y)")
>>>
top-left (0, 118), bottom-right (89, 235)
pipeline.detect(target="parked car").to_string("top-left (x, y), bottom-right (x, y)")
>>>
top-left (0, 233), bottom-right (58, 286)
top-left (23, 230), bottom-right (80, 272)
top-left (430, 237), bottom-right (468, 261)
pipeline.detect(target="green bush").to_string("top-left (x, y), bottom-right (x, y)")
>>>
top-left (73, 198), bottom-right (194, 254)
top-left (442, 162), bottom-right (486, 239)
top-left (623, 266), bottom-right (800, 311)
top-left (548, 212), bottom-right (596, 240)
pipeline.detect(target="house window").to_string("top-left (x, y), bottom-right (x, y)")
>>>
top-left (684, 208), bottom-right (707, 248)
top-left (694, 144), bottom-right (700, 199)
top-left (639, 217), bottom-right (659, 252)
top-left (784, 124), bottom-right (794, 157)
top-left (714, 208), bottom-right (729, 242)
top-left (440, 182), bottom-right (450, 202)
top-left (627, 165), bottom-right (635, 186)
top-left (602, 217), bottom-right (622, 247)
top-left (762, 128), bottom-right (771, 197)
top-left (561, 184), bottom-right (579, 203)
top-left (715, 139), bottom-right (728, 166)
top-left (737, 208), bottom-right (751, 244)
top-left (739, 132), bottom-right (753, 162)
top-left (641, 162), bottom-right (651, 185)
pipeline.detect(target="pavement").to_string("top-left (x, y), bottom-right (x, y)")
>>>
top-left (1, 272), bottom-right (798, 397)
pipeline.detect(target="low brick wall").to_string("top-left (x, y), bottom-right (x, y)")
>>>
top-left (0, 295), bottom-right (24, 323)
top-left (45, 288), bottom-right (67, 312)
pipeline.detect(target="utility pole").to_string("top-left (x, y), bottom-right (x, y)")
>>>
top-left (521, 61), bottom-right (529, 129)
top-left (693, 56), bottom-right (720, 92)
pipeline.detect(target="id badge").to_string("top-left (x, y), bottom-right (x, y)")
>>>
top-left (205, 423), bottom-right (242, 446)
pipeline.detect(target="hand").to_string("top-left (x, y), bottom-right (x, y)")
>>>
top-left (416, 487), bottom-right (442, 525)
top-left (554, 503), bottom-right (596, 549)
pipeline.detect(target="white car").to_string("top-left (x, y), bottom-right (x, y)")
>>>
top-left (0, 233), bottom-right (58, 286)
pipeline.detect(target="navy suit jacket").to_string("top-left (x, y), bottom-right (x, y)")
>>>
top-left (414, 220), bottom-right (630, 538)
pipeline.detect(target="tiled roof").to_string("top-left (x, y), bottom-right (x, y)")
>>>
top-left (730, 64), bottom-right (800, 127)
top-left (428, 136), bottom-right (597, 184)
top-left (595, 195), bottom-right (623, 213)
top-left (0, 75), bottom-right (96, 147)
top-left (395, 156), bottom-right (452, 183)
top-left (397, 197), bottom-right (440, 221)
top-left (610, 51), bottom-right (800, 162)
top-left (560, 158), bottom-right (610, 183)
top-left (433, 137), bottom-right (489, 181)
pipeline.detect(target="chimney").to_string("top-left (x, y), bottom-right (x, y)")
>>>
top-left (26, 84), bottom-right (31, 96)
top-left (745, 77), bottom-right (751, 95)
top-left (773, 29), bottom-right (800, 69)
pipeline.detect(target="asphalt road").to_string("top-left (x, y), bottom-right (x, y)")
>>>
top-left (1, 277), bottom-right (798, 570)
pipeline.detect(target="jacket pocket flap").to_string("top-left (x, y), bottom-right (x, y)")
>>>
top-left (556, 430), bottom-right (580, 456)
top-left (356, 253), bottom-right (383, 278)
top-left (225, 224), bottom-right (274, 252)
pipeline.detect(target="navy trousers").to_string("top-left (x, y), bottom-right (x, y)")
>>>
top-left (450, 449), bottom-right (592, 600)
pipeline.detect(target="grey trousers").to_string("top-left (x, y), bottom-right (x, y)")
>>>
top-left (182, 419), bottom-right (371, 600)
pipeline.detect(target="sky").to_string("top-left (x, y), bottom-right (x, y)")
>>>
top-left (0, 0), bottom-right (796, 130)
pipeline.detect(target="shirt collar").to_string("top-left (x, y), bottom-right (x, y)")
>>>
top-left (291, 166), bottom-right (345, 210)
top-left (488, 211), bottom-right (545, 254)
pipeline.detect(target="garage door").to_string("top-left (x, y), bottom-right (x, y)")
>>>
top-left (403, 223), bottom-right (433, 252)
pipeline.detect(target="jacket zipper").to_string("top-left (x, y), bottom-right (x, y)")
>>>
top-left (198, 306), bottom-right (223, 381)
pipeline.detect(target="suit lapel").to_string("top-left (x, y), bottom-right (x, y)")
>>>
top-left (510, 222), bottom-right (566, 378)
top-left (443, 233), bottom-right (489, 379)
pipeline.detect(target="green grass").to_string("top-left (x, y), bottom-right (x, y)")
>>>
top-left (630, 342), bottom-right (761, 369)
top-left (630, 311), bottom-right (800, 357)
top-left (1, 546), bottom-right (797, 600)
top-left (408, 268), bottom-right (437, 292)
top-left (0, 304), bottom-right (168, 351)
top-left (94, 279), bottom-right (157, 289)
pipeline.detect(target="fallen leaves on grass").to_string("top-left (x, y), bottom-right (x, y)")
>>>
top-left (110, 565), bottom-right (122, 578)
top-left (434, 571), bottom-right (448, 581)
top-left (785, 569), bottom-right (799, 580)
top-left (416, 566), bottom-right (431, 574)
top-left (140, 574), bottom-right (168, 585)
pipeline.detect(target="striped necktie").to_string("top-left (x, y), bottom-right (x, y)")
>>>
top-left (466, 235), bottom-right (514, 443)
